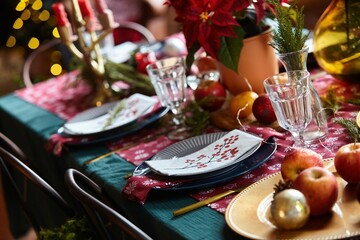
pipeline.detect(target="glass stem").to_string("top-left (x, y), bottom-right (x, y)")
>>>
top-left (293, 130), bottom-right (306, 148)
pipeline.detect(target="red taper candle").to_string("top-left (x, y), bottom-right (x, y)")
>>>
top-left (52, 3), bottom-right (69, 27)
top-left (94, 0), bottom-right (108, 14)
top-left (78, 0), bottom-right (95, 19)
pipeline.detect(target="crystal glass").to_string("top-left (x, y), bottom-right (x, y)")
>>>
top-left (264, 70), bottom-right (312, 147)
top-left (146, 57), bottom-right (189, 139)
top-left (277, 46), bottom-right (328, 142)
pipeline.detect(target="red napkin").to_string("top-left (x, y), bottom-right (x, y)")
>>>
top-left (122, 175), bottom-right (188, 203)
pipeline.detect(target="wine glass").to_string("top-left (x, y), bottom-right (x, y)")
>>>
top-left (146, 57), bottom-right (189, 140)
top-left (264, 70), bottom-right (312, 147)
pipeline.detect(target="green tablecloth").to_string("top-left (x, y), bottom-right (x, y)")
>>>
top-left (0, 93), bottom-right (241, 239)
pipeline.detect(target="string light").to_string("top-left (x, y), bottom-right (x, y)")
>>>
top-left (13, 18), bottom-right (24, 29)
top-left (50, 63), bottom-right (62, 76)
top-left (10, 0), bottom-right (64, 78)
top-left (16, 1), bottom-right (27, 11)
top-left (31, 0), bottom-right (42, 11)
top-left (11, 0), bottom-right (56, 49)
top-left (6, 36), bottom-right (16, 47)
top-left (28, 37), bottom-right (40, 49)
top-left (39, 9), bottom-right (50, 21)
top-left (21, 9), bottom-right (31, 20)
top-left (52, 27), bottom-right (60, 38)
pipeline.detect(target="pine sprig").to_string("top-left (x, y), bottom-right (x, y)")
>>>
top-left (104, 61), bottom-right (155, 96)
top-left (273, 179), bottom-right (293, 199)
top-left (267, 0), bottom-right (309, 53)
top-left (333, 118), bottom-right (360, 143)
top-left (102, 100), bottom-right (126, 129)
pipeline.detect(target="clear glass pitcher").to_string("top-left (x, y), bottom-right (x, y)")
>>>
top-left (277, 46), bottom-right (328, 142)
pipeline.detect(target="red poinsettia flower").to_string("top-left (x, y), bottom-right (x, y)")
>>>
top-left (167, 0), bottom-right (242, 59)
top-left (166, 0), bottom-right (287, 72)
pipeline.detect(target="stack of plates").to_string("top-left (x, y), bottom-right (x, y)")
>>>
top-left (133, 132), bottom-right (277, 191)
top-left (57, 94), bottom-right (168, 145)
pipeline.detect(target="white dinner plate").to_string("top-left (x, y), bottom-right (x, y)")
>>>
top-left (139, 131), bottom-right (262, 178)
top-left (61, 94), bottom-right (158, 136)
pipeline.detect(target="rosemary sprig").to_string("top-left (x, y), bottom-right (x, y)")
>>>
top-left (267, 0), bottom-right (309, 53)
top-left (333, 117), bottom-right (360, 143)
top-left (102, 100), bottom-right (126, 129)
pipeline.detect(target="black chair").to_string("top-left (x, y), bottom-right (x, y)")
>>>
top-left (64, 168), bottom-right (153, 240)
top-left (0, 132), bottom-right (27, 162)
top-left (112, 21), bottom-right (156, 45)
top-left (22, 38), bottom-right (63, 88)
top-left (0, 146), bottom-right (75, 237)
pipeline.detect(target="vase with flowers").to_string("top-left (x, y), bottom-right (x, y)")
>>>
top-left (165, 0), bottom-right (285, 94)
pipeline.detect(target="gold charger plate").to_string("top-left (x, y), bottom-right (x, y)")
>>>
top-left (225, 159), bottom-right (360, 239)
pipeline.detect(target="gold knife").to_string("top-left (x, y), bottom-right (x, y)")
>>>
top-left (173, 186), bottom-right (246, 217)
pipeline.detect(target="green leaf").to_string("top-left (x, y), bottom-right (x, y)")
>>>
top-left (185, 43), bottom-right (201, 70)
top-left (218, 26), bottom-right (245, 73)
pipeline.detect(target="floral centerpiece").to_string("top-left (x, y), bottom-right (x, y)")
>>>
top-left (166, 0), bottom-right (286, 73)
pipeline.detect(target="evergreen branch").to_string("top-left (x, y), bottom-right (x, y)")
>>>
top-left (104, 61), bottom-right (155, 95)
top-left (267, 0), bottom-right (309, 53)
top-left (102, 100), bottom-right (126, 129)
top-left (333, 118), bottom-right (360, 143)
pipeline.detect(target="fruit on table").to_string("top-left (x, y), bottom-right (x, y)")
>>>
top-left (135, 51), bottom-right (156, 74)
top-left (280, 148), bottom-right (324, 183)
top-left (270, 189), bottom-right (310, 230)
top-left (229, 91), bottom-right (258, 119)
top-left (334, 143), bottom-right (360, 184)
top-left (252, 94), bottom-right (277, 124)
top-left (294, 166), bottom-right (338, 216)
top-left (194, 80), bottom-right (227, 112)
top-left (195, 56), bottom-right (218, 73)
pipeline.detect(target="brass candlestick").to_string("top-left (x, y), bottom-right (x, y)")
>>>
top-left (53, 0), bottom-right (119, 106)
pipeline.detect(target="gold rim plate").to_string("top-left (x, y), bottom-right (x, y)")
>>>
top-left (225, 159), bottom-right (360, 240)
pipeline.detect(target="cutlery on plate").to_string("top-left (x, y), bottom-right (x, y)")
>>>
top-left (83, 131), bottom-right (167, 166)
top-left (173, 186), bottom-right (247, 217)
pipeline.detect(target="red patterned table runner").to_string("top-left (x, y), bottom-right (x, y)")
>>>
top-left (15, 70), bottom-right (360, 213)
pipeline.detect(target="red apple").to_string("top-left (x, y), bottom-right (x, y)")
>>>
top-left (334, 143), bottom-right (360, 184)
top-left (252, 94), bottom-right (277, 124)
top-left (194, 80), bottom-right (226, 112)
top-left (294, 166), bottom-right (338, 216)
top-left (281, 148), bottom-right (324, 183)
